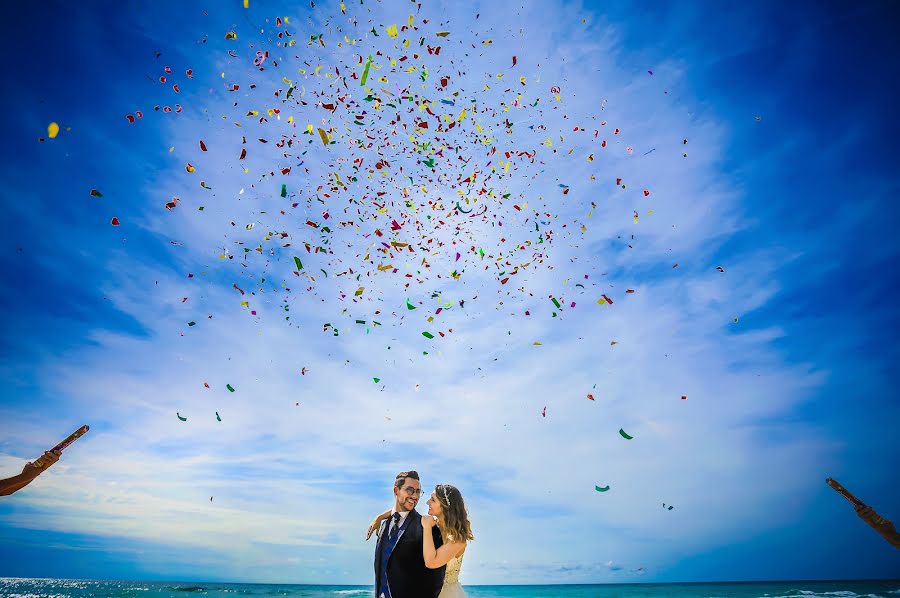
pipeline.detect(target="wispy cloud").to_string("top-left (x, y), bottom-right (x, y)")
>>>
top-left (2, 0), bottom-right (899, 586)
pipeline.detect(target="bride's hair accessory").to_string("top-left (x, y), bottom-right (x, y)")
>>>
top-left (441, 484), bottom-right (452, 507)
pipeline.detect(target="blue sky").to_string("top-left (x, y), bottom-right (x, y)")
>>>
top-left (1, 0), bottom-right (898, 586)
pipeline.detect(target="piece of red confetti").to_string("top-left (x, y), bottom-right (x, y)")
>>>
top-left (682, 395), bottom-right (687, 400)
top-left (511, 55), bottom-right (517, 68)
top-left (643, 189), bottom-right (651, 197)
top-left (199, 140), bottom-right (208, 151)
top-left (110, 217), bottom-right (120, 226)
top-left (587, 394), bottom-right (595, 401)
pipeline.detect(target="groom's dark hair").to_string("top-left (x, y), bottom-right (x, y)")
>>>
top-left (395, 470), bottom-right (419, 489)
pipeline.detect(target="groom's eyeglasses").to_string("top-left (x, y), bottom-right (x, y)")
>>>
top-left (401, 486), bottom-right (423, 497)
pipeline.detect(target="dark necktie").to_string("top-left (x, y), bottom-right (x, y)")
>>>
top-left (388, 512), bottom-right (401, 541)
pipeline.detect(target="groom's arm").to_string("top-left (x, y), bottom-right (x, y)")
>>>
top-left (366, 508), bottom-right (393, 540)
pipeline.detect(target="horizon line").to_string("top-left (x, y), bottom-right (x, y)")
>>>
top-left (3, 576), bottom-right (898, 586)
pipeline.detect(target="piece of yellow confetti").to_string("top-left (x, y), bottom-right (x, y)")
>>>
top-left (47, 122), bottom-right (60, 138)
top-left (386, 24), bottom-right (398, 38)
top-left (243, 0), bottom-right (248, 7)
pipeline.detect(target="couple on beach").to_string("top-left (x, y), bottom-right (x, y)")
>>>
top-left (366, 470), bottom-right (474, 598)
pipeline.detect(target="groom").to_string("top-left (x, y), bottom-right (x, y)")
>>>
top-left (374, 470), bottom-right (445, 598)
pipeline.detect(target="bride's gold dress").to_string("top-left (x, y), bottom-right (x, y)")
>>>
top-left (438, 552), bottom-right (466, 598)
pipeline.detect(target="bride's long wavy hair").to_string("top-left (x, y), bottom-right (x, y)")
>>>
top-left (435, 484), bottom-right (474, 543)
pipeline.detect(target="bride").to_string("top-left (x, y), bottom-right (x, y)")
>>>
top-left (369, 483), bottom-right (474, 597)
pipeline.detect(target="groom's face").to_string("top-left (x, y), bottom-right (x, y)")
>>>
top-left (394, 477), bottom-right (421, 512)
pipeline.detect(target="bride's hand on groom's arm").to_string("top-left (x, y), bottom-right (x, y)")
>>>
top-left (420, 514), bottom-right (437, 529)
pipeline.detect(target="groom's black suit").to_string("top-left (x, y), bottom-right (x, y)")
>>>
top-left (374, 509), bottom-right (445, 598)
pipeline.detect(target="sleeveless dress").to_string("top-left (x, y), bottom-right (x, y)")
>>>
top-left (437, 552), bottom-right (466, 598)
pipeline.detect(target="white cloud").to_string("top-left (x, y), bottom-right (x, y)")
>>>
top-left (0, 0), bottom-right (840, 586)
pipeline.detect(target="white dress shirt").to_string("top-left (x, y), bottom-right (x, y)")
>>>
top-left (388, 508), bottom-right (410, 535)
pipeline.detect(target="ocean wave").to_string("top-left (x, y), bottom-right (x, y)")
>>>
top-left (331, 591), bottom-right (372, 596)
top-left (780, 591), bottom-right (860, 598)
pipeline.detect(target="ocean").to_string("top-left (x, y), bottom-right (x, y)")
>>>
top-left (1, 579), bottom-right (898, 598)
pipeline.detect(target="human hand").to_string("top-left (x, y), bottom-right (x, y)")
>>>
top-left (22, 451), bottom-right (60, 478)
top-left (856, 505), bottom-right (887, 526)
top-left (421, 514), bottom-right (437, 529)
top-left (366, 517), bottom-right (381, 541)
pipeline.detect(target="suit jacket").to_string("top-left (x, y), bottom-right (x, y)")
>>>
top-left (374, 509), bottom-right (445, 598)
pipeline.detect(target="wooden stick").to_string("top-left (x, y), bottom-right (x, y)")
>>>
top-left (825, 477), bottom-right (867, 509)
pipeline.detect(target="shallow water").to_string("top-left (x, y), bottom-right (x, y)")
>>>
top-left (2, 578), bottom-right (899, 598)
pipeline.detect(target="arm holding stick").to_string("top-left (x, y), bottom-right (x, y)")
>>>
top-left (1, 426), bottom-right (89, 497)
top-left (826, 477), bottom-right (900, 549)
top-left (0, 451), bottom-right (60, 496)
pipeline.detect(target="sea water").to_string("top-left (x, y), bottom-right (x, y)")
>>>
top-left (1, 578), bottom-right (898, 598)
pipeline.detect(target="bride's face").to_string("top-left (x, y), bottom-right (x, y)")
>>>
top-left (427, 491), bottom-right (443, 517)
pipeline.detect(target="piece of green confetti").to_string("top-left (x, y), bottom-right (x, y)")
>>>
top-left (188, 321), bottom-right (196, 327)
top-left (422, 331), bottom-right (434, 339)
top-left (595, 485), bottom-right (610, 492)
top-left (619, 428), bottom-right (633, 440)
top-left (360, 54), bottom-right (373, 86)
top-left (551, 297), bottom-right (561, 309)
top-left (406, 298), bottom-right (416, 310)
top-left (280, 184), bottom-right (287, 198)
top-left (293, 256), bottom-right (303, 270)
top-left (373, 377), bottom-right (380, 383)
top-left (227, 384), bottom-right (236, 393)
